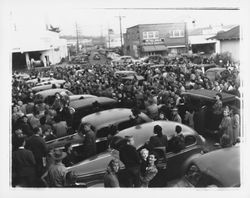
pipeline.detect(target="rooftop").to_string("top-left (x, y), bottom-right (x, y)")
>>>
top-left (209, 25), bottom-right (240, 41)
top-left (127, 22), bottom-right (186, 30)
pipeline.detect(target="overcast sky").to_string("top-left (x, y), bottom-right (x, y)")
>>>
top-left (7, 0), bottom-right (242, 36)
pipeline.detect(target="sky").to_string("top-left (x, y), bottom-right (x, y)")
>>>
top-left (6, 0), bottom-right (243, 37)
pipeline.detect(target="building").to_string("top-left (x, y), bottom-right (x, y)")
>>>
top-left (124, 23), bottom-right (188, 58)
top-left (106, 33), bottom-right (122, 48)
top-left (188, 25), bottom-right (236, 55)
top-left (10, 11), bottom-right (68, 70)
top-left (208, 26), bottom-right (240, 62)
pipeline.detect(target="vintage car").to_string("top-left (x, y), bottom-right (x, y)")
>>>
top-left (205, 67), bottom-right (230, 82)
top-left (69, 97), bottom-right (118, 130)
top-left (69, 94), bottom-right (97, 102)
top-left (114, 70), bottom-right (144, 81)
top-left (34, 88), bottom-right (73, 103)
top-left (46, 108), bottom-right (152, 152)
top-left (36, 79), bottom-right (66, 87)
top-left (169, 146), bottom-right (240, 187)
top-left (67, 121), bottom-right (206, 187)
top-left (182, 89), bottom-right (240, 135)
top-left (26, 77), bottom-right (56, 86)
top-left (34, 88), bottom-right (96, 104)
top-left (31, 82), bottom-right (65, 93)
top-left (192, 63), bottom-right (217, 74)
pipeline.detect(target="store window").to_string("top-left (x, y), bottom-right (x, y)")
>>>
top-left (169, 30), bottom-right (184, 38)
top-left (143, 31), bottom-right (159, 40)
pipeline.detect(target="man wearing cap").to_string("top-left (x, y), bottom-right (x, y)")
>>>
top-left (119, 136), bottom-right (141, 187)
top-left (171, 107), bottom-right (182, 123)
top-left (46, 149), bottom-right (68, 187)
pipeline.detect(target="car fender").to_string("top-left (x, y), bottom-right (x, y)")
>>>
top-left (181, 152), bottom-right (203, 175)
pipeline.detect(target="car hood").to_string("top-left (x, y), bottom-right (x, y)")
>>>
top-left (67, 149), bottom-right (123, 177)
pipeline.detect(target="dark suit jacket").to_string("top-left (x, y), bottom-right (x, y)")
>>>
top-left (119, 144), bottom-right (140, 168)
top-left (12, 148), bottom-right (36, 177)
top-left (25, 135), bottom-right (47, 166)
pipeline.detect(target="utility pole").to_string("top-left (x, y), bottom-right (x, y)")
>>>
top-left (115, 16), bottom-right (125, 50)
top-left (75, 22), bottom-right (80, 54)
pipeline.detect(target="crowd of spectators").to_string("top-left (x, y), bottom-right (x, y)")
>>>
top-left (11, 53), bottom-right (241, 187)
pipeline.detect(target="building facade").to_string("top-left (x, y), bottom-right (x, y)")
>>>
top-left (124, 23), bottom-right (188, 58)
top-left (188, 25), bottom-right (236, 55)
top-left (209, 26), bottom-right (240, 62)
top-left (10, 11), bottom-right (68, 70)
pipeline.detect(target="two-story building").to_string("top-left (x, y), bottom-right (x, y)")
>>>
top-left (124, 23), bottom-right (188, 58)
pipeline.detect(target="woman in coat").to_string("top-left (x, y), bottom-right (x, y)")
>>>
top-left (218, 107), bottom-right (233, 145)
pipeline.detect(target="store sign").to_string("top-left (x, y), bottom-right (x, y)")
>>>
top-left (143, 39), bottom-right (165, 45)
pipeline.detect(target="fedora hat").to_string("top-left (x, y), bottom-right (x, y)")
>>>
top-left (51, 149), bottom-right (67, 160)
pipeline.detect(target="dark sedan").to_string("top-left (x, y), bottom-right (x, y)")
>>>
top-left (67, 121), bottom-right (206, 187)
top-left (46, 108), bottom-right (152, 152)
top-left (69, 97), bottom-right (118, 130)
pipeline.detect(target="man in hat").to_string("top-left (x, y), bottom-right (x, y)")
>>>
top-left (171, 107), bottom-right (182, 123)
top-left (46, 149), bottom-right (67, 187)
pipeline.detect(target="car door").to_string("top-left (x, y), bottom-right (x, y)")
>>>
top-left (150, 134), bottom-right (203, 186)
top-left (165, 135), bottom-right (202, 180)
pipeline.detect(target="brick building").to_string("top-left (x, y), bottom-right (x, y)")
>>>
top-left (124, 23), bottom-right (188, 58)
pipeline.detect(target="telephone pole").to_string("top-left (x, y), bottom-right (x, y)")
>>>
top-left (75, 22), bottom-right (80, 53)
top-left (115, 16), bottom-right (125, 48)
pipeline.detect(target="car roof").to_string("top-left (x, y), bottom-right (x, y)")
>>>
top-left (116, 121), bottom-right (198, 149)
top-left (69, 94), bottom-right (97, 102)
top-left (81, 108), bottom-right (151, 130)
top-left (69, 97), bottom-right (117, 110)
top-left (194, 64), bottom-right (217, 68)
top-left (35, 88), bottom-right (73, 98)
top-left (206, 67), bottom-right (227, 72)
top-left (182, 89), bottom-right (236, 103)
top-left (114, 70), bottom-right (136, 74)
top-left (192, 146), bottom-right (240, 187)
top-left (26, 77), bottom-right (54, 83)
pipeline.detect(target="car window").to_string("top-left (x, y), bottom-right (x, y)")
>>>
top-left (96, 127), bottom-right (110, 139)
top-left (117, 119), bottom-right (136, 131)
top-left (184, 135), bottom-right (196, 147)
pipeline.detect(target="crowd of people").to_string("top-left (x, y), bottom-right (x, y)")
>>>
top-left (11, 53), bottom-right (241, 187)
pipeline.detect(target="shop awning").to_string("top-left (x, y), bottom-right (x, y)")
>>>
top-left (142, 45), bottom-right (168, 52)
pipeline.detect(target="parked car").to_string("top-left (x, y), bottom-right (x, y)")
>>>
top-left (69, 97), bottom-right (118, 130)
top-left (34, 88), bottom-right (73, 103)
top-left (182, 89), bottom-right (240, 135)
top-left (67, 121), bottom-right (206, 187)
top-left (114, 70), bottom-right (144, 81)
top-left (169, 146), bottom-right (240, 187)
top-left (205, 67), bottom-right (230, 81)
top-left (31, 82), bottom-right (65, 93)
top-left (26, 77), bottom-right (56, 86)
top-left (193, 63), bottom-right (217, 74)
top-left (46, 108), bottom-right (152, 152)
top-left (69, 94), bottom-right (97, 102)
top-left (36, 79), bottom-right (66, 87)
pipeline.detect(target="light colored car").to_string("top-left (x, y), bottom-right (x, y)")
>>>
top-left (205, 67), bottom-right (230, 81)
top-left (169, 146), bottom-right (240, 187)
top-left (67, 121), bottom-right (205, 187)
top-left (36, 79), bottom-right (65, 86)
top-left (26, 77), bottom-right (56, 85)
